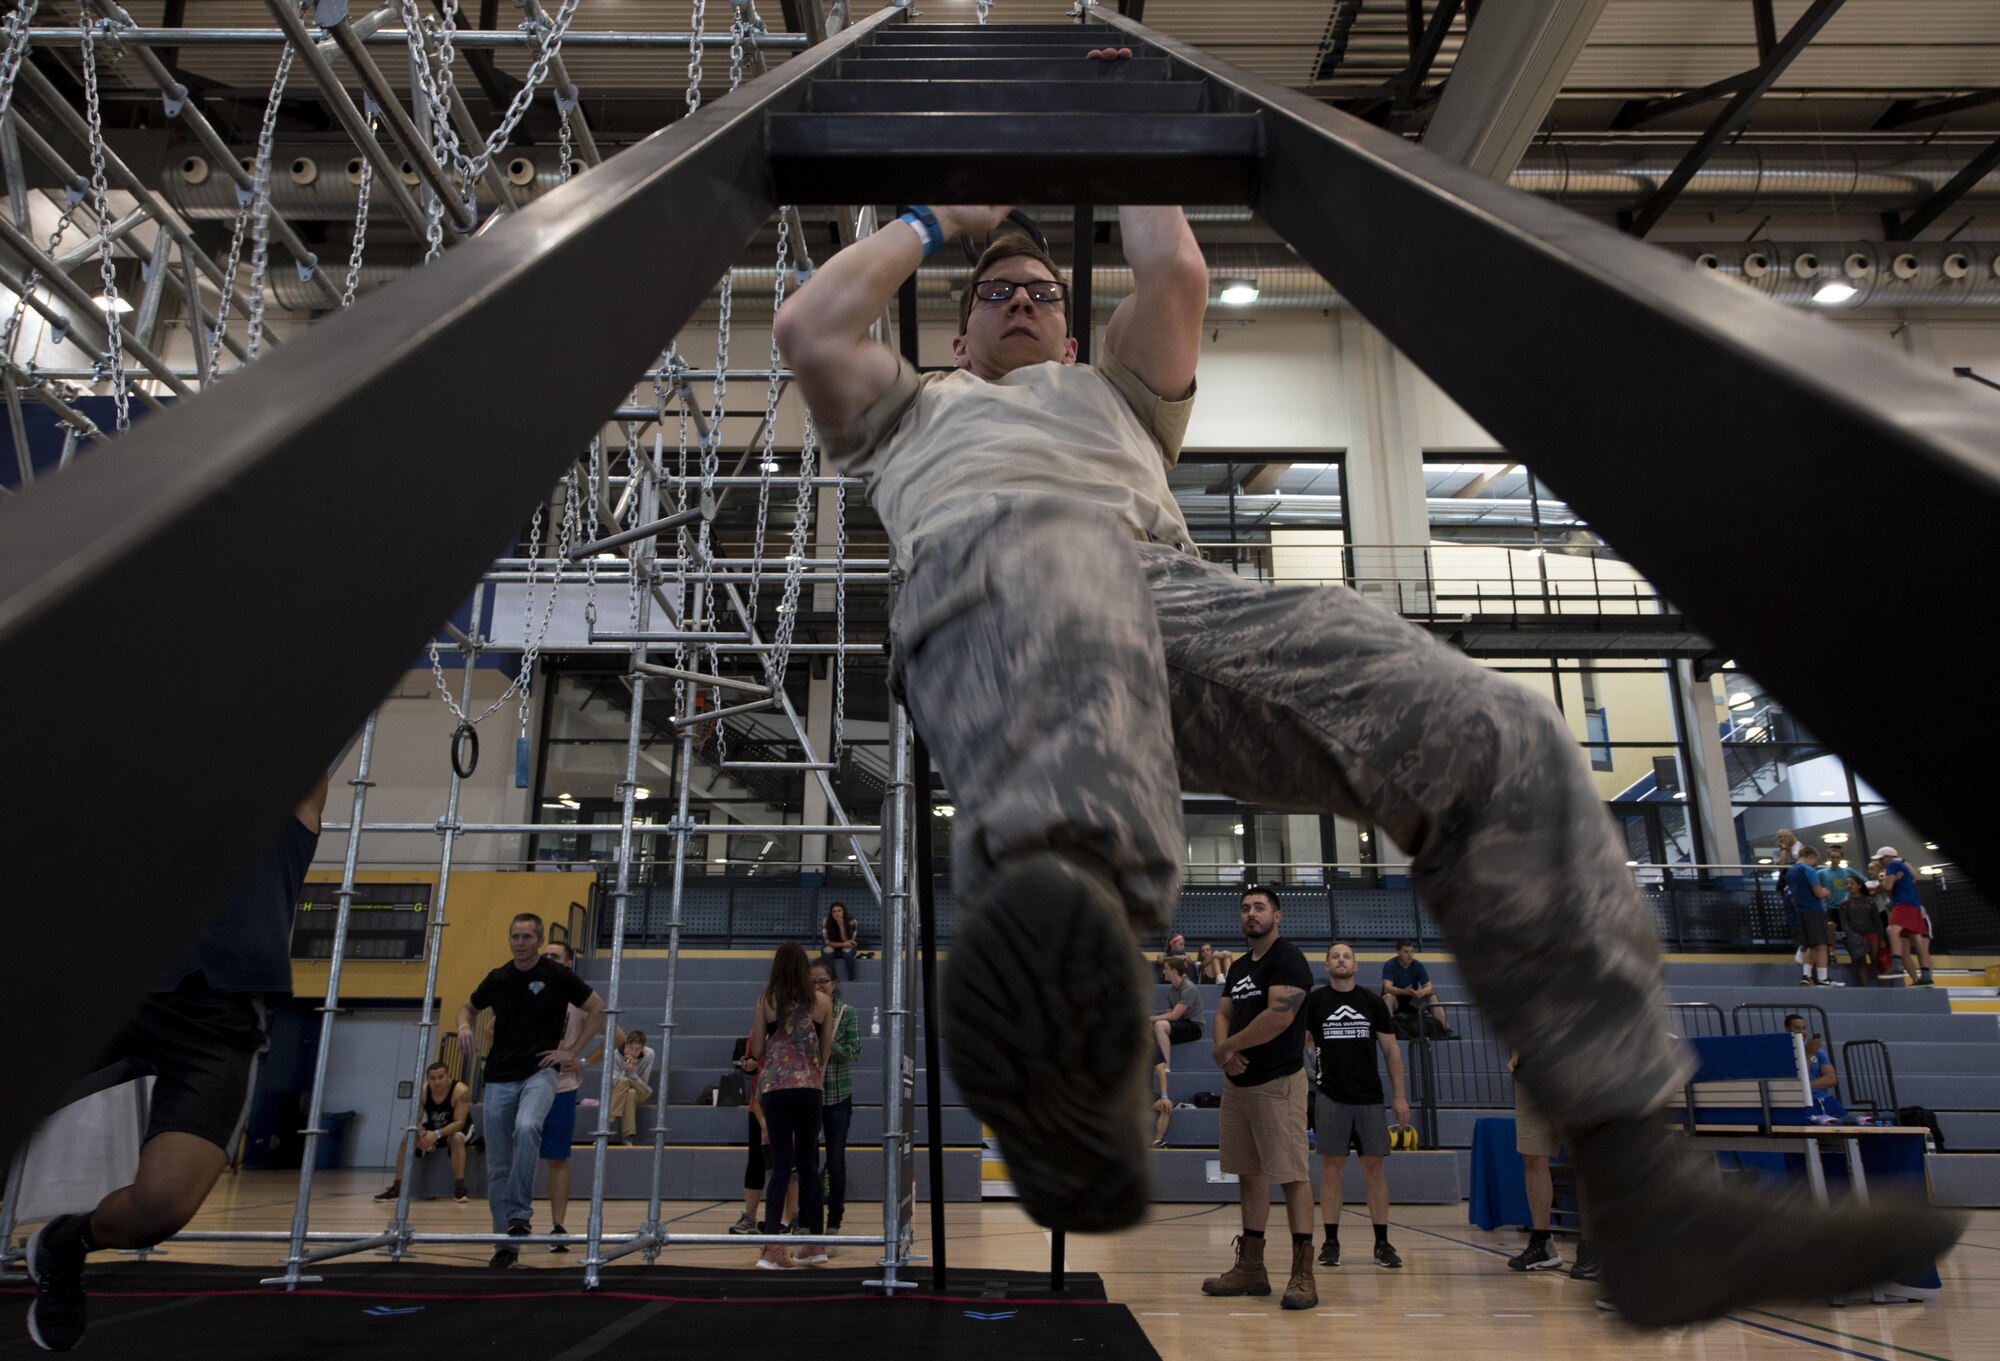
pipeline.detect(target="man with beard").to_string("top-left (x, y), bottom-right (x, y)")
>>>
top-left (1201, 886), bottom-right (1317, 1309)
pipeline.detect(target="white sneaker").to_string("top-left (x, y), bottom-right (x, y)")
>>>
top-left (1820, 979), bottom-right (1847, 987)
top-left (793, 1244), bottom-right (829, 1266)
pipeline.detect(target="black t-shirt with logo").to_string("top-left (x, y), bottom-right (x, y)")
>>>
top-left (470, 957), bottom-right (594, 1083)
top-left (1220, 937), bottom-right (1313, 1087)
top-left (1305, 983), bottom-right (1395, 1105)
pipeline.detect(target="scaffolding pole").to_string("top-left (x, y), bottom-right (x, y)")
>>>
top-left (865, 699), bottom-right (917, 1290)
top-left (265, 709), bottom-right (378, 1287)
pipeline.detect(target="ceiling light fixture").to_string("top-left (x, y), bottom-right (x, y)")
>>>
top-left (1824, 832), bottom-right (1849, 844)
top-left (1526, 547), bottom-right (1548, 558)
top-left (91, 293), bottom-right (133, 314)
top-left (633, 786), bottom-right (651, 801)
top-left (1812, 279), bottom-right (1858, 305)
top-left (1218, 278), bottom-right (1259, 306)
top-left (1924, 841), bottom-right (1939, 851)
top-left (1232, 823), bottom-right (1245, 835)
top-left (1727, 693), bottom-right (1755, 708)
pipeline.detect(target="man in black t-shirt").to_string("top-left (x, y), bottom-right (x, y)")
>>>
top-left (1304, 942), bottom-right (1410, 1270)
top-left (28, 776), bottom-right (328, 1352)
top-left (455, 913), bottom-right (604, 1266)
top-left (1201, 886), bottom-right (1318, 1310)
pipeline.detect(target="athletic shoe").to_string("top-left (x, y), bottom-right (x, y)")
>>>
top-left (1820, 979), bottom-right (1847, 988)
top-left (1571, 1113), bottom-right (1965, 1329)
top-left (1374, 1241), bottom-right (1403, 1269)
top-left (942, 852), bottom-right (1150, 1232)
top-left (755, 1245), bottom-right (799, 1271)
top-left (793, 1243), bottom-right (829, 1266)
top-left (1798, 977), bottom-right (1817, 987)
top-left (489, 1219), bottom-right (529, 1269)
top-left (453, 1183), bottom-right (470, 1203)
top-left (372, 1183), bottom-right (402, 1201)
top-left (728, 1213), bottom-right (758, 1235)
top-left (26, 1217), bottom-right (87, 1352)
top-left (549, 1222), bottom-right (569, 1254)
top-left (1568, 1238), bottom-right (1602, 1281)
top-left (1508, 1235), bottom-right (1561, 1272)
top-left (1317, 1240), bottom-right (1340, 1268)
top-left (1152, 1137), bottom-right (1168, 1149)
top-left (1917, 970), bottom-right (1935, 986)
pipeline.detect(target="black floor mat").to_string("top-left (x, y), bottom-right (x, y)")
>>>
top-left (3, 1264), bottom-right (1159, 1359)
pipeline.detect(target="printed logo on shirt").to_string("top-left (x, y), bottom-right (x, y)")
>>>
top-left (1228, 975), bottom-right (1262, 1001)
top-left (528, 981), bottom-right (545, 994)
top-left (1318, 1004), bottom-right (1374, 1043)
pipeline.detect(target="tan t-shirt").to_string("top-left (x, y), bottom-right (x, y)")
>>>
top-left (816, 348), bottom-right (1198, 561)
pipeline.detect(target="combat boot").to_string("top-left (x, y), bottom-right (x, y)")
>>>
top-left (1280, 1238), bottom-right (1318, 1310)
top-left (1200, 1234), bottom-right (1270, 1297)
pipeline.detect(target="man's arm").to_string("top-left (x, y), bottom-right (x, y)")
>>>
top-left (447, 1087), bottom-right (472, 1137)
top-left (1102, 207), bottom-right (1209, 401)
top-left (455, 1000), bottom-right (479, 1056)
top-left (1210, 996), bottom-right (1235, 1066)
top-left (540, 991), bottom-right (607, 1070)
top-left (775, 205), bottom-right (1016, 428)
top-left (1377, 1029), bottom-right (1411, 1126)
top-left (1214, 986), bottom-right (1306, 1068)
top-left (297, 774), bottom-right (331, 835)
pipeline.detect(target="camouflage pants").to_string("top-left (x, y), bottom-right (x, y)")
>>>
top-left (891, 492), bottom-right (1689, 1129)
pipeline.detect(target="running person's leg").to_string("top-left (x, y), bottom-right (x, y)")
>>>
top-left (28, 988), bottom-right (264, 1351)
top-left (1144, 545), bottom-right (1962, 1325)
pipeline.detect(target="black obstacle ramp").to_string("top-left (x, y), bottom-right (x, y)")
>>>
top-left (0, 1265), bottom-right (1159, 1360)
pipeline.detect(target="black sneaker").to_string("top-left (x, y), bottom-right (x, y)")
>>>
top-left (489, 1219), bottom-right (529, 1269)
top-left (372, 1183), bottom-right (402, 1202)
top-left (1507, 1235), bottom-right (1561, 1272)
top-left (549, 1223), bottom-right (568, 1254)
top-left (27, 1217), bottom-right (88, 1352)
top-left (1374, 1241), bottom-right (1403, 1269)
top-left (942, 853), bottom-right (1150, 1233)
top-left (453, 1183), bottom-right (470, 1203)
top-left (1569, 1238), bottom-right (1602, 1282)
top-left (1317, 1240), bottom-right (1340, 1268)
top-left (1572, 1114), bottom-right (1965, 1328)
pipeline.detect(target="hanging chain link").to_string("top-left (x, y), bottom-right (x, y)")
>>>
top-left (76, 16), bottom-right (128, 431)
top-left (401, 0), bottom-right (580, 210)
top-left (0, 0), bottom-right (40, 126)
top-left (727, 2), bottom-right (749, 91)
top-left (747, 211), bottom-right (794, 619)
top-left (340, 113), bottom-right (377, 308)
top-left (205, 35), bottom-right (295, 376)
top-left (2, 201), bottom-right (77, 364)
top-left (685, 0), bottom-right (707, 114)
top-left (242, 30), bottom-right (298, 360)
top-left (764, 421), bottom-right (818, 688)
top-left (976, 0), bottom-right (995, 25)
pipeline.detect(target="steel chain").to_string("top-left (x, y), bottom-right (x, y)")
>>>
top-left (76, 16), bottom-right (128, 431)
top-left (685, 0), bottom-right (707, 114)
top-left (833, 470), bottom-right (847, 758)
top-left (2, 208), bottom-right (77, 364)
top-left (727, 4), bottom-right (748, 90)
top-left (764, 421), bottom-right (818, 688)
top-left (747, 211), bottom-right (793, 618)
top-left (242, 31), bottom-right (298, 360)
top-left (0, 0), bottom-right (39, 125)
top-left (340, 113), bottom-right (377, 308)
top-left (976, 0), bottom-right (994, 24)
top-left (206, 37), bottom-right (295, 377)
top-left (400, 0), bottom-right (580, 203)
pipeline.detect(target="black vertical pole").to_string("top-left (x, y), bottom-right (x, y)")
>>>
top-left (1051, 1227), bottom-right (1067, 1292)
top-left (913, 733), bottom-right (948, 1291)
top-left (1072, 205), bottom-right (1094, 365)
top-left (895, 264), bottom-right (948, 1291)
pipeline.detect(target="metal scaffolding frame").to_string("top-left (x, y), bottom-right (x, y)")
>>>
top-left (0, 0), bottom-right (927, 1294)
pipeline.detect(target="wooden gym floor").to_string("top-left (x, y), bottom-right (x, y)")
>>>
top-left (67, 1171), bottom-right (2000, 1360)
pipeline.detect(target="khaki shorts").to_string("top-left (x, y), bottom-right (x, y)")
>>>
top-left (1514, 1085), bottom-right (1560, 1158)
top-left (1220, 1069), bottom-right (1311, 1184)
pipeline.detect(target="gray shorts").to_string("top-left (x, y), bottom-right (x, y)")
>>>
top-left (1313, 1093), bottom-right (1391, 1158)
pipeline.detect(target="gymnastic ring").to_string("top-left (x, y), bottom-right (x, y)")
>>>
top-left (450, 722), bottom-right (479, 779)
top-left (960, 208), bottom-right (1050, 265)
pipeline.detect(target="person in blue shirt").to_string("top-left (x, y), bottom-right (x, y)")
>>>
top-left (1379, 940), bottom-right (1456, 1039)
top-left (1872, 846), bottom-right (1934, 985)
top-left (1784, 847), bottom-right (1837, 986)
top-left (1786, 1015), bottom-right (1849, 1121)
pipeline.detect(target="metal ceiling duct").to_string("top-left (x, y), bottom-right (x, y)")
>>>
top-left (267, 241), bottom-right (2000, 314)
top-left (168, 141), bottom-right (2000, 222)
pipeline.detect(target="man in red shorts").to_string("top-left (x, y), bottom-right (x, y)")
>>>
top-left (1874, 847), bottom-right (1935, 985)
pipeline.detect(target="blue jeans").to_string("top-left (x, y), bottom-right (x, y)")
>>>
top-left (481, 1068), bottom-right (558, 1231)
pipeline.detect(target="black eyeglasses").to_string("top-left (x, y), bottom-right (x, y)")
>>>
top-left (972, 277), bottom-right (1070, 307)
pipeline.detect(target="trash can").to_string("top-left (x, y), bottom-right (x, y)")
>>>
top-left (314, 1111), bottom-right (356, 1170)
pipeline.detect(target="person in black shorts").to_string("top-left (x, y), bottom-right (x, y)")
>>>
top-left (1304, 941), bottom-right (1410, 1270)
top-left (26, 775), bottom-right (329, 1353)
top-left (374, 1062), bottom-right (473, 1204)
top-left (1150, 956), bottom-right (1204, 1146)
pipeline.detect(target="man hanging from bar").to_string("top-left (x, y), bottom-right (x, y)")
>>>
top-left (24, 777), bottom-right (328, 1353)
top-left (772, 199), bottom-right (1960, 1327)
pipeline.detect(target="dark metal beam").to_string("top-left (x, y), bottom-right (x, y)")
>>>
top-left (1752, 0), bottom-right (1778, 59)
top-left (1888, 133), bottom-right (2000, 240)
top-left (0, 3), bottom-right (898, 1170)
top-left (1389, 0), bottom-right (1462, 131)
top-left (1088, 6), bottom-right (2000, 897)
top-left (1609, 69), bottom-right (1754, 131)
top-left (1874, 87), bottom-right (2000, 130)
top-left (1623, 0), bottom-right (1848, 238)
top-left (1117, 0), bottom-right (1148, 20)
top-left (1072, 204), bottom-right (1094, 365)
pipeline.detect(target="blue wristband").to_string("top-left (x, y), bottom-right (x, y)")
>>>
top-left (900, 205), bottom-right (944, 258)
